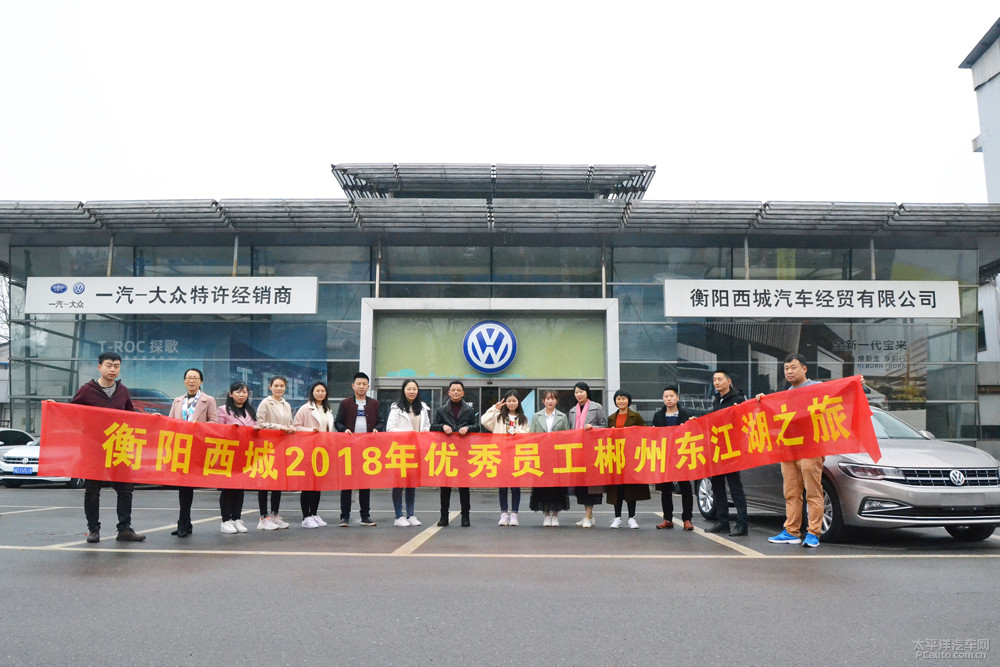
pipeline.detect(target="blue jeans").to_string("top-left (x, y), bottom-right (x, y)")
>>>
top-left (392, 487), bottom-right (416, 518)
top-left (499, 487), bottom-right (521, 513)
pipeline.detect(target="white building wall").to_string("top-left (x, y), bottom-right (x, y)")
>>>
top-left (975, 73), bottom-right (1000, 202)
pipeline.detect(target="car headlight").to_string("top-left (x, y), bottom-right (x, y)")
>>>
top-left (839, 462), bottom-right (906, 480)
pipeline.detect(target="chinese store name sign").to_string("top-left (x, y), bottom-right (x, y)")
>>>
top-left (24, 277), bottom-right (319, 315)
top-left (664, 280), bottom-right (960, 319)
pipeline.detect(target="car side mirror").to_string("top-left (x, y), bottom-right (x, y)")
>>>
top-left (919, 430), bottom-right (935, 439)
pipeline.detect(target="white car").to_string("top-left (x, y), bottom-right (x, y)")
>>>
top-left (0, 440), bottom-right (85, 489)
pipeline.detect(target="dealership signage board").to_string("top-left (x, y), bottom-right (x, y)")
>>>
top-left (664, 280), bottom-right (960, 319)
top-left (25, 277), bottom-right (318, 314)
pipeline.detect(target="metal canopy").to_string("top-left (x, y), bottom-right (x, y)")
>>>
top-left (2, 199), bottom-right (1000, 239)
top-left (331, 163), bottom-right (656, 201)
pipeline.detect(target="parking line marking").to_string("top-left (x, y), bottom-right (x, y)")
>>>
top-left (1, 544), bottom-right (999, 559)
top-left (393, 511), bottom-right (458, 555)
top-left (0, 506), bottom-right (73, 516)
top-left (46, 514), bottom-right (235, 548)
top-left (656, 511), bottom-right (765, 557)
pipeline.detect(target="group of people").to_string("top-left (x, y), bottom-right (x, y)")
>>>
top-left (74, 352), bottom-right (827, 548)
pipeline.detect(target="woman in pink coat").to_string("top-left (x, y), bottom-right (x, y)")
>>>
top-left (167, 368), bottom-right (218, 538)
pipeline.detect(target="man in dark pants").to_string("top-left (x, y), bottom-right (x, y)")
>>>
top-left (431, 380), bottom-right (480, 527)
top-left (334, 372), bottom-right (385, 526)
top-left (652, 385), bottom-right (695, 531)
top-left (72, 352), bottom-right (145, 543)
top-left (705, 369), bottom-right (750, 537)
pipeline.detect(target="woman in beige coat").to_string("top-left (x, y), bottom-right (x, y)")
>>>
top-left (481, 389), bottom-right (531, 526)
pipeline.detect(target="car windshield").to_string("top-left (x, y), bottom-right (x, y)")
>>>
top-left (870, 411), bottom-right (925, 440)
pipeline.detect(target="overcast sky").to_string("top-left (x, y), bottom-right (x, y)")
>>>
top-left (1, 2), bottom-right (997, 204)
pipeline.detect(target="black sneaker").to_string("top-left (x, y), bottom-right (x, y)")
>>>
top-left (360, 517), bottom-right (377, 527)
top-left (86, 529), bottom-right (100, 543)
top-left (116, 527), bottom-right (146, 542)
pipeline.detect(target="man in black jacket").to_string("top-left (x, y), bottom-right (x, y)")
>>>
top-left (652, 385), bottom-right (695, 531)
top-left (430, 380), bottom-right (480, 527)
top-left (705, 369), bottom-right (750, 536)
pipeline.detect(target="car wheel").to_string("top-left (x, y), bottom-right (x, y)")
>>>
top-left (945, 525), bottom-right (996, 542)
top-left (819, 478), bottom-right (846, 542)
top-left (66, 478), bottom-right (85, 489)
top-left (697, 478), bottom-right (715, 519)
top-left (2, 480), bottom-right (23, 488)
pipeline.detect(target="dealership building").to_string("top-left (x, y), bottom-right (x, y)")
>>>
top-left (3, 163), bottom-right (1000, 453)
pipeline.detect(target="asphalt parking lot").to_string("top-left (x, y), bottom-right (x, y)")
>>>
top-left (2, 485), bottom-right (998, 666)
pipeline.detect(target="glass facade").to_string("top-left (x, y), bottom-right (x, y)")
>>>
top-left (9, 240), bottom-right (979, 445)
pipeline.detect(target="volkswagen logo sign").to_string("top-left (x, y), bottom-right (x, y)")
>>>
top-left (72, 282), bottom-right (86, 295)
top-left (949, 469), bottom-right (966, 486)
top-left (463, 320), bottom-right (517, 374)
top-left (20, 457), bottom-right (28, 465)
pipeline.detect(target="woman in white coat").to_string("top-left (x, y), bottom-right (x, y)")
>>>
top-left (292, 381), bottom-right (334, 528)
top-left (385, 379), bottom-right (431, 527)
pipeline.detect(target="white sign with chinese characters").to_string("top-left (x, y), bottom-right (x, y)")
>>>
top-left (25, 277), bottom-right (319, 314)
top-left (664, 280), bottom-right (960, 318)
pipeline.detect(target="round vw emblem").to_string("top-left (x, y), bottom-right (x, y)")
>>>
top-left (463, 320), bottom-right (517, 374)
top-left (20, 457), bottom-right (29, 465)
top-left (949, 469), bottom-right (966, 486)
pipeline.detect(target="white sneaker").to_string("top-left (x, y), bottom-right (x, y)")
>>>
top-left (233, 519), bottom-right (248, 533)
top-left (257, 517), bottom-right (278, 531)
top-left (508, 512), bottom-right (519, 526)
top-left (407, 516), bottom-right (421, 526)
top-left (543, 515), bottom-right (552, 527)
top-left (270, 515), bottom-right (289, 529)
top-left (551, 516), bottom-right (560, 527)
top-left (581, 517), bottom-right (593, 528)
top-left (313, 515), bottom-right (327, 527)
top-left (498, 512), bottom-right (510, 526)
top-left (302, 516), bottom-right (319, 528)
top-left (610, 517), bottom-right (622, 529)
top-left (220, 520), bottom-right (237, 534)
top-left (627, 517), bottom-right (639, 529)
top-left (394, 517), bottom-right (410, 527)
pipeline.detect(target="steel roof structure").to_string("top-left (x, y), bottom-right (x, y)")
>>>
top-left (2, 163), bottom-right (1000, 244)
top-left (331, 163), bottom-right (656, 200)
top-left (3, 198), bottom-right (1000, 238)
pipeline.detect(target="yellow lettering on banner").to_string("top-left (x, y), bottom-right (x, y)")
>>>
top-left (338, 447), bottom-right (352, 476)
top-left (635, 437), bottom-right (669, 474)
top-left (808, 395), bottom-right (851, 443)
top-left (243, 440), bottom-right (278, 480)
top-left (710, 423), bottom-right (741, 463)
top-left (286, 446), bottom-right (305, 476)
top-left (673, 432), bottom-right (706, 471)
top-left (385, 442), bottom-right (418, 478)
top-left (743, 411), bottom-right (774, 454)
top-left (362, 446), bottom-right (383, 475)
top-left (552, 442), bottom-right (586, 474)
top-left (155, 430), bottom-right (193, 474)
top-left (773, 404), bottom-right (804, 447)
top-left (101, 421), bottom-right (146, 470)
top-left (468, 443), bottom-right (501, 478)
top-left (424, 441), bottom-right (459, 477)
top-left (594, 438), bottom-right (625, 475)
top-left (312, 447), bottom-right (330, 476)
top-left (203, 437), bottom-right (238, 477)
top-left (512, 443), bottom-right (542, 478)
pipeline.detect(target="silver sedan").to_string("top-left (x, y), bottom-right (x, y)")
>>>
top-left (697, 408), bottom-right (1000, 542)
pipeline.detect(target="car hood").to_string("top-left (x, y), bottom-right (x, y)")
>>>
top-left (3, 444), bottom-right (38, 459)
top-left (839, 438), bottom-right (1000, 468)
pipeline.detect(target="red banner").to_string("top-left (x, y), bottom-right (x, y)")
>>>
top-left (39, 376), bottom-right (880, 490)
